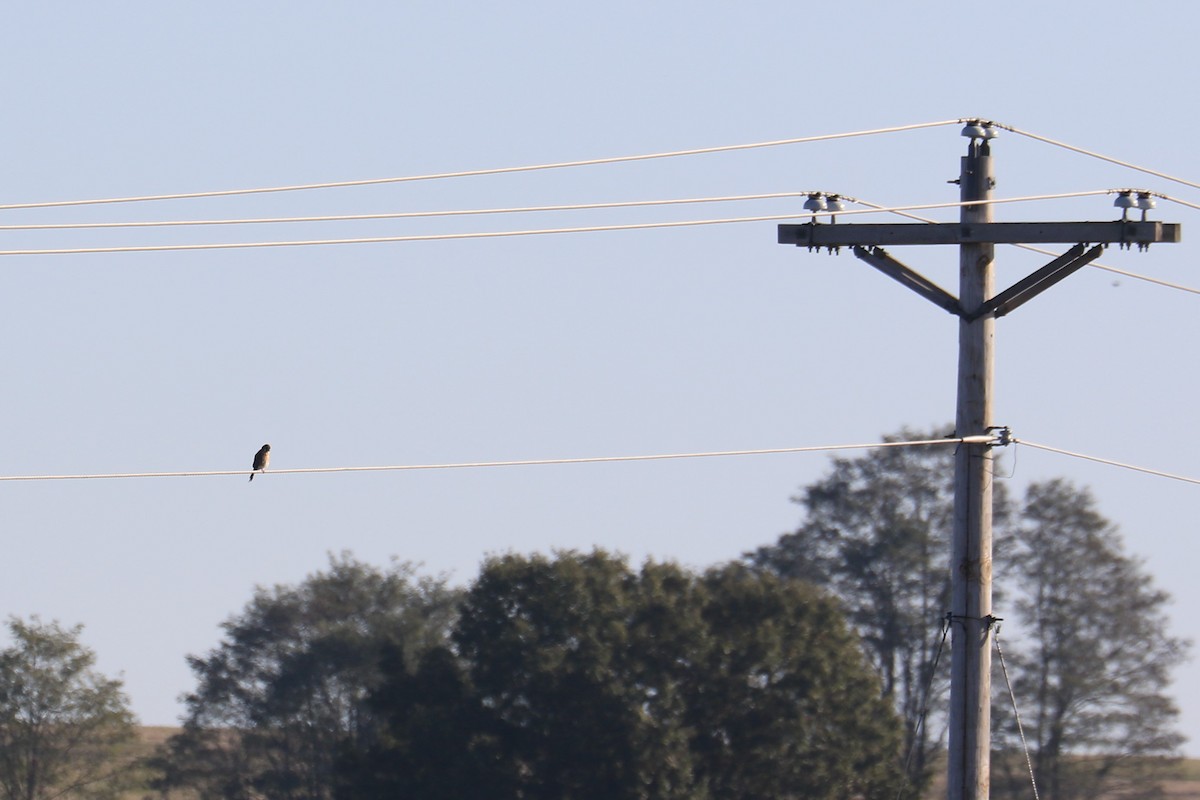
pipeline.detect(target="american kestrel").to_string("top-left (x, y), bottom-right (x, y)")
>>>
top-left (250, 444), bottom-right (271, 482)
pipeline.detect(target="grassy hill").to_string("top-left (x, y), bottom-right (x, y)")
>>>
top-left (1159, 758), bottom-right (1200, 799)
top-left (118, 727), bottom-right (178, 799)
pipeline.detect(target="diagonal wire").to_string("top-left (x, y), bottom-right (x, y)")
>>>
top-left (0, 120), bottom-right (962, 211)
top-left (1001, 124), bottom-right (1200, 193)
top-left (1013, 438), bottom-right (1200, 486)
top-left (896, 613), bottom-right (952, 800)
top-left (1011, 243), bottom-right (1200, 296)
top-left (994, 625), bottom-right (1042, 800)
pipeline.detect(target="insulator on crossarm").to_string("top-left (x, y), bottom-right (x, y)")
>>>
top-left (1136, 192), bottom-right (1156, 221)
top-left (1114, 190), bottom-right (1136, 221)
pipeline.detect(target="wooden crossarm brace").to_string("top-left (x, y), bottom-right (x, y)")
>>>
top-left (852, 246), bottom-right (964, 316)
top-left (967, 243), bottom-right (1104, 321)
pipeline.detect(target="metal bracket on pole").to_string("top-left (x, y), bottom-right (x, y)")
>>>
top-left (985, 426), bottom-right (1013, 447)
top-left (852, 246), bottom-right (964, 317)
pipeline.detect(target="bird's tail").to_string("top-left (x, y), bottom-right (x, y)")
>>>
top-left (249, 472), bottom-right (255, 482)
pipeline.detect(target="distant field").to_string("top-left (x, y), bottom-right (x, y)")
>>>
top-left (118, 727), bottom-right (179, 800)
top-left (125, 729), bottom-right (1200, 799)
top-left (1173, 759), bottom-right (1200, 782)
top-left (922, 755), bottom-right (1200, 800)
top-left (134, 726), bottom-right (179, 749)
top-left (1158, 758), bottom-right (1200, 800)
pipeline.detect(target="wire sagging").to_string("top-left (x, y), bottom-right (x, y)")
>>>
top-left (0, 435), bottom-right (994, 483)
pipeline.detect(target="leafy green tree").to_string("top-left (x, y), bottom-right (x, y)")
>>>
top-left (0, 616), bottom-right (137, 800)
top-left (152, 553), bottom-right (459, 800)
top-left (334, 644), bottom-right (503, 800)
top-left (685, 564), bottom-right (902, 800)
top-left (992, 480), bottom-right (1188, 800)
top-left (451, 551), bottom-right (700, 800)
top-left (352, 550), bottom-right (902, 800)
top-left (749, 428), bottom-right (1010, 793)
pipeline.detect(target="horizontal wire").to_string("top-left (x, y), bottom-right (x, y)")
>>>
top-left (0, 212), bottom-right (822, 255)
top-left (1001, 124), bottom-right (1200, 192)
top-left (0, 120), bottom-right (962, 212)
top-left (0, 435), bottom-right (993, 482)
top-left (0, 192), bottom-right (817, 231)
top-left (1014, 438), bottom-right (1200, 487)
top-left (0, 191), bottom-right (1120, 257)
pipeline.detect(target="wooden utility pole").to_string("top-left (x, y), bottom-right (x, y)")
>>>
top-left (777, 121), bottom-right (1180, 800)
top-left (948, 129), bottom-right (995, 800)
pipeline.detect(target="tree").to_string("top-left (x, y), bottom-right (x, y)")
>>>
top-left (749, 432), bottom-right (1188, 800)
top-left (334, 644), bottom-right (501, 800)
top-left (152, 553), bottom-right (460, 800)
top-left (748, 428), bottom-right (1010, 793)
top-left (992, 479), bottom-right (1188, 800)
top-left (685, 563), bottom-right (902, 800)
top-left (0, 616), bottom-right (137, 800)
top-left (351, 550), bottom-right (903, 800)
top-left (451, 551), bottom-right (699, 800)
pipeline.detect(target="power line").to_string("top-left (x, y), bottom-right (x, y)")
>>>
top-left (0, 212), bottom-right (822, 255)
top-left (4, 118), bottom-right (1194, 221)
top-left (1014, 438), bottom-right (1200, 487)
top-left (0, 120), bottom-right (962, 212)
top-left (1159, 192), bottom-right (1200, 213)
top-left (0, 435), bottom-right (993, 482)
top-left (0, 191), bottom-right (1121, 257)
top-left (1002, 123), bottom-right (1200, 193)
top-left (0, 192), bottom-right (818, 231)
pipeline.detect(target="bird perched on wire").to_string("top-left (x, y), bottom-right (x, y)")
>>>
top-left (250, 444), bottom-right (271, 482)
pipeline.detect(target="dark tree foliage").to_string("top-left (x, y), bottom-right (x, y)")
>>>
top-left (748, 428), bottom-right (1010, 793)
top-left (151, 553), bottom-right (459, 800)
top-left (686, 565), bottom-right (902, 800)
top-left (451, 552), bottom-right (698, 800)
top-left (992, 480), bottom-right (1188, 800)
top-left (334, 645), bottom-right (501, 800)
top-left (346, 550), bottom-right (903, 800)
top-left (0, 616), bottom-right (137, 800)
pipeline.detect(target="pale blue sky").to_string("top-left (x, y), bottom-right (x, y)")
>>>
top-left (2, 2), bottom-right (1198, 754)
